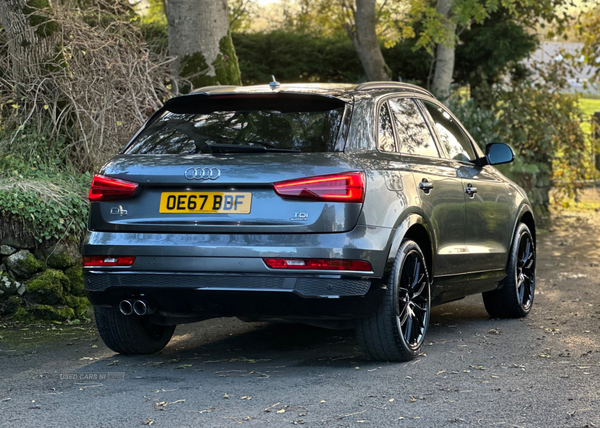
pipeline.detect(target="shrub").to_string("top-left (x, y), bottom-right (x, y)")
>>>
top-left (451, 61), bottom-right (592, 219)
top-left (0, 142), bottom-right (90, 244)
top-left (0, 0), bottom-right (171, 172)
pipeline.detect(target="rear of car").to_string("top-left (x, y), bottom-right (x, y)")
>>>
top-left (83, 88), bottom-right (392, 331)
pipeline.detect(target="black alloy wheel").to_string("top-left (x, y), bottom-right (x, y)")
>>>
top-left (516, 230), bottom-right (535, 310)
top-left (356, 240), bottom-right (431, 361)
top-left (483, 223), bottom-right (536, 318)
top-left (397, 250), bottom-right (429, 349)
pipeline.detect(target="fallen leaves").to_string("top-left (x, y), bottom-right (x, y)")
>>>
top-left (154, 399), bottom-right (185, 411)
top-left (175, 364), bottom-right (192, 370)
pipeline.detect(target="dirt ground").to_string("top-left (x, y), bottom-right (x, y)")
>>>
top-left (1, 187), bottom-right (600, 427)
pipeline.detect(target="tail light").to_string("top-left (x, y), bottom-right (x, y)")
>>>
top-left (83, 256), bottom-right (136, 267)
top-left (273, 172), bottom-right (365, 203)
top-left (89, 175), bottom-right (138, 202)
top-left (263, 258), bottom-right (372, 272)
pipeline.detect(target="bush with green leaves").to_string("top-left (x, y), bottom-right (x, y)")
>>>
top-left (0, 126), bottom-right (90, 244)
top-left (451, 61), bottom-right (593, 219)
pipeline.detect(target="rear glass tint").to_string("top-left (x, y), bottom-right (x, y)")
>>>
top-left (125, 96), bottom-right (347, 154)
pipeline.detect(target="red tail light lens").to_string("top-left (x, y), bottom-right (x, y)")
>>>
top-left (273, 172), bottom-right (365, 203)
top-left (83, 256), bottom-right (136, 267)
top-left (89, 175), bottom-right (138, 202)
top-left (263, 258), bottom-right (372, 272)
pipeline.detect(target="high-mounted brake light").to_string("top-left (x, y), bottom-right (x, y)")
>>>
top-left (89, 175), bottom-right (139, 202)
top-left (83, 256), bottom-right (136, 267)
top-left (273, 172), bottom-right (365, 203)
top-left (263, 258), bottom-right (372, 272)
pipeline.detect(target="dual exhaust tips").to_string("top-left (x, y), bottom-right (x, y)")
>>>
top-left (119, 299), bottom-right (152, 316)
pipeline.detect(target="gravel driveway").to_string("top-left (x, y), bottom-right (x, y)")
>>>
top-left (2, 202), bottom-right (600, 428)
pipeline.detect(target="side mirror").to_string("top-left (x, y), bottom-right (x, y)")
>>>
top-left (485, 143), bottom-right (514, 166)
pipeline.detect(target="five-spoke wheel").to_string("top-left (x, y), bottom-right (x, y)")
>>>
top-left (357, 240), bottom-right (430, 361)
top-left (483, 223), bottom-right (536, 318)
top-left (397, 251), bottom-right (429, 350)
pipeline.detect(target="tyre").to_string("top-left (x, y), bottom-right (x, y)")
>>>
top-left (94, 307), bottom-right (176, 355)
top-left (356, 240), bottom-right (431, 362)
top-left (483, 223), bottom-right (535, 318)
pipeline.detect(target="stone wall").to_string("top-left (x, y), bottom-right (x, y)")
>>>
top-left (0, 240), bottom-right (88, 322)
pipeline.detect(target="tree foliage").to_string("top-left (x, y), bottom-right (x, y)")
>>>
top-left (576, 3), bottom-right (600, 85)
top-left (232, 12), bottom-right (537, 89)
top-left (409, 0), bottom-right (571, 54)
top-left (451, 60), bottom-right (593, 218)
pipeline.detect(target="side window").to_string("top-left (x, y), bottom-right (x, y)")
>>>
top-left (388, 98), bottom-right (439, 157)
top-left (378, 103), bottom-right (396, 152)
top-left (422, 101), bottom-right (476, 162)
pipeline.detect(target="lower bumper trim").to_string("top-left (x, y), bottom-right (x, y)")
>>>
top-left (84, 272), bottom-right (371, 298)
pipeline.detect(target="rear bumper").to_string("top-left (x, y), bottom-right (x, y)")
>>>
top-left (81, 225), bottom-right (392, 276)
top-left (82, 225), bottom-right (393, 320)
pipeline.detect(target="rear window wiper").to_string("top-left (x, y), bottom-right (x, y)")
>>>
top-left (206, 142), bottom-right (301, 153)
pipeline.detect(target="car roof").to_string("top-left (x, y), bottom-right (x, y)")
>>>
top-left (191, 82), bottom-right (434, 103)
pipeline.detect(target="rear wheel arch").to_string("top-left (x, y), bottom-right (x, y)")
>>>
top-left (384, 214), bottom-right (435, 283)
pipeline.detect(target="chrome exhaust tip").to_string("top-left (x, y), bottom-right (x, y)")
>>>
top-left (119, 300), bottom-right (133, 316)
top-left (133, 300), bottom-right (148, 316)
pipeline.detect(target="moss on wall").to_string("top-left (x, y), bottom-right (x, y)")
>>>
top-left (64, 266), bottom-right (85, 297)
top-left (26, 269), bottom-right (69, 305)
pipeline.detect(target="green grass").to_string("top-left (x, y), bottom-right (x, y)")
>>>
top-left (579, 97), bottom-right (600, 135)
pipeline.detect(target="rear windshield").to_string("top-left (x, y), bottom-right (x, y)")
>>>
top-left (124, 96), bottom-right (347, 154)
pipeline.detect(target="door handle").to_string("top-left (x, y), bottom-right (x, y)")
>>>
top-left (419, 179), bottom-right (433, 193)
top-left (465, 184), bottom-right (477, 197)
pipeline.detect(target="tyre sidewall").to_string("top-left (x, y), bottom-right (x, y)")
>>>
top-left (391, 240), bottom-right (431, 357)
top-left (509, 224), bottom-right (535, 316)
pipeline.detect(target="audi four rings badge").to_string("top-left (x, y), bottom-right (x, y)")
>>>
top-left (184, 167), bottom-right (221, 180)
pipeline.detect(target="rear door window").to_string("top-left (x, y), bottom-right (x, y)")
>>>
top-left (422, 100), bottom-right (476, 162)
top-left (388, 98), bottom-right (439, 158)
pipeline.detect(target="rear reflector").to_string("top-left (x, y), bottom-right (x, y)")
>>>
top-left (273, 172), bottom-right (365, 203)
top-left (89, 175), bottom-right (139, 202)
top-left (263, 258), bottom-right (372, 272)
top-left (83, 256), bottom-right (136, 267)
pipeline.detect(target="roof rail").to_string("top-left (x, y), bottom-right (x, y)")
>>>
top-left (355, 81), bottom-right (433, 97)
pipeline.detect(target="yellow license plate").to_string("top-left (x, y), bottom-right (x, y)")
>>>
top-left (159, 192), bottom-right (252, 214)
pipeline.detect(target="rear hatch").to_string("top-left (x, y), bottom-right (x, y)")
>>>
top-left (88, 92), bottom-right (365, 234)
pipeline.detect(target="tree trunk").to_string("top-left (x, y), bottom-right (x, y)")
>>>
top-left (431, 0), bottom-right (456, 100)
top-left (349, 0), bottom-right (391, 81)
top-left (0, 0), bottom-right (59, 84)
top-left (166, 0), bottom-right (241, 92)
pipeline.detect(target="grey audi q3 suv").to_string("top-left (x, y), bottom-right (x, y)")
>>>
top-left (83, 82), bottom-right (536, 361)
